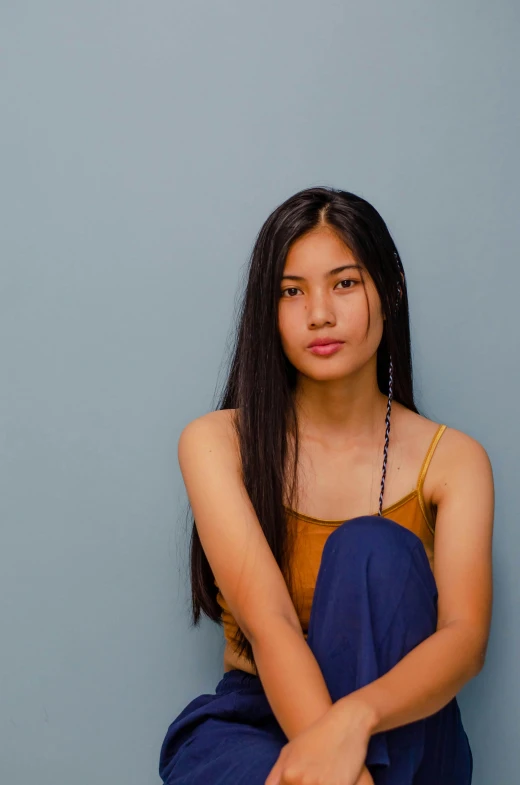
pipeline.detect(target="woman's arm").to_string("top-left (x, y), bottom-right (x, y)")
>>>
top-left (177, 412), bottom-right (374, 741)
top-left (263, 428), bottom-right (493, 785)
top-left (250, 617), bottom-right (375, 738)
top-left (330, 429), bottom-right (494, 734)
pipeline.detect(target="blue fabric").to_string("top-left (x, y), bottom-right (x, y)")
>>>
top-left (158, 515), bottom-right (473, 784)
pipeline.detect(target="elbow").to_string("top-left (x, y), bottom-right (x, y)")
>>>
top-left (471, 647), bottom-right (488, 676)
top-left (464, 636), bottom-right (488, 678)
top-left (446, 620), bottom-right (489, 679)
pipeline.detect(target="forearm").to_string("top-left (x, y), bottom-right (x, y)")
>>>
top-left (251, 618), bottom-right (375, 741)
top-left (334, 622), bottom-right (484, 735)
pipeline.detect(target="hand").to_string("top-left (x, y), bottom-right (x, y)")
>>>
top-left (354, 767), bottom-right (375, 785)
top-left (264, 699), bottom-right (374, 785)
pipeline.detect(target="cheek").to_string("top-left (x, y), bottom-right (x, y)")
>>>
top-left (277, 306), bottom-right (296, 341)
top-left (277, 308), bottom-right (303, 360)
top-left (351, 290), bottom-right (384, 337)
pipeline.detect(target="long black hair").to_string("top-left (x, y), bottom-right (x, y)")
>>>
top-left (188, 186), bottom-right (421, 668)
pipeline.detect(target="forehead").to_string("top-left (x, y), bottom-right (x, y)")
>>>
top-left (283, 228), bottom-right (368, 276)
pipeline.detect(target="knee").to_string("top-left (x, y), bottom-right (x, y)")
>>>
top-left (324, 515), bottom-right (420, 560)
top-left (322, 515), bottom-right (436, 600)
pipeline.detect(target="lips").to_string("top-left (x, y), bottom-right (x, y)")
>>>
top-left (307, 341), bottom-right (344, 356)
top-left (307, 338), bottom-right (345, 348)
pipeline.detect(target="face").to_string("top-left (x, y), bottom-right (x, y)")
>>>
top-left (277, 226), bottom-right (385, 381)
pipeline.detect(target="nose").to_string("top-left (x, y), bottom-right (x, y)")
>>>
top-left (307, 289), bottom-right (336, 328)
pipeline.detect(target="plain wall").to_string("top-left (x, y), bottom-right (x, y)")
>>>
top-left (1, 1), bottom-right (518, 783)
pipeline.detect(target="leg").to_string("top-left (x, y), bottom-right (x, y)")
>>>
top-left (306, 515), bottom-right (472, 784)
top-left (158, 669), bottom-right (286, 784)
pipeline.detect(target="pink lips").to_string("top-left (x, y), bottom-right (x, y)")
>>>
top-left (308, 342), bottom-right (344, 356)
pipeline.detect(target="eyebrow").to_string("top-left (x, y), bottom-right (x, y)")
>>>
top-left (281, 264), bottom-right (363, 282)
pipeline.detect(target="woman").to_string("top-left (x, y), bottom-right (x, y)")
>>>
top-left (158, 186), bottom-right (494, 785)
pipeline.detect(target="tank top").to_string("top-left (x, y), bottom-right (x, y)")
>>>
top-left (214, 423), bottom-right (447, 663)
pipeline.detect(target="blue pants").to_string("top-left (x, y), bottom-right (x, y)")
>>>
top-left (158, 516), bottom-right (473, 784)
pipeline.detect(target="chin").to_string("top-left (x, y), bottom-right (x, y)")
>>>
top-left (300, 362), bottom-right (354, 381)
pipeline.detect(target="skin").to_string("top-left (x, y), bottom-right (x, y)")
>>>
top-left (278, 224), bottom-right (394, 521)
top-left (178, 224), bottom-right (494, 785)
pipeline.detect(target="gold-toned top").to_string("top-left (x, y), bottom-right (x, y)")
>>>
top-left (215, 423), bottom-right (447, 675)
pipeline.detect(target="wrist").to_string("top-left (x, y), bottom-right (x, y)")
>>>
top-left (332, 694), bottom-right (380, 738)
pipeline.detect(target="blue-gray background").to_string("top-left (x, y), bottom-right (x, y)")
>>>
top-left (1, 2), bottom-right (518, 783)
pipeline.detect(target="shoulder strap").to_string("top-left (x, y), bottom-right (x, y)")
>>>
top-left (416, 423), bottom-right (447, 534)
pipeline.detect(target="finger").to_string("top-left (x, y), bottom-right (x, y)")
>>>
top-left (264, 761), bottom-right (282, 785)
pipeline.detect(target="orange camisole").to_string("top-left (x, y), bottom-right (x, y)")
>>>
top-left (214, 423), bottom-right (447, 675)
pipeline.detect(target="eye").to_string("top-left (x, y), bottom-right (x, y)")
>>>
top-left (280, 280), bottom-right (358, 297)
top-left (335, 279), bottom-right (357, 290)
top-left (280, 287), bottom-right (301, 298)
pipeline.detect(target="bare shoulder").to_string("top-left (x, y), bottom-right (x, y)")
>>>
top-left (436, 423), bottom-right (492, 463)
top-left (429, 423), bottom-right (494, 507)
top-left (392, 402), bottom-right (494, 508)
top-left (178, 408), bottom-right (240, 461)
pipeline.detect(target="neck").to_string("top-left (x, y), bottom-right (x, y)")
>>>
top-left (293, 361), bottom-right (389, 448)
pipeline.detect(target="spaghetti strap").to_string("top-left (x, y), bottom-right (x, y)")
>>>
top-left (416, 423), bottom-right (448, 534)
